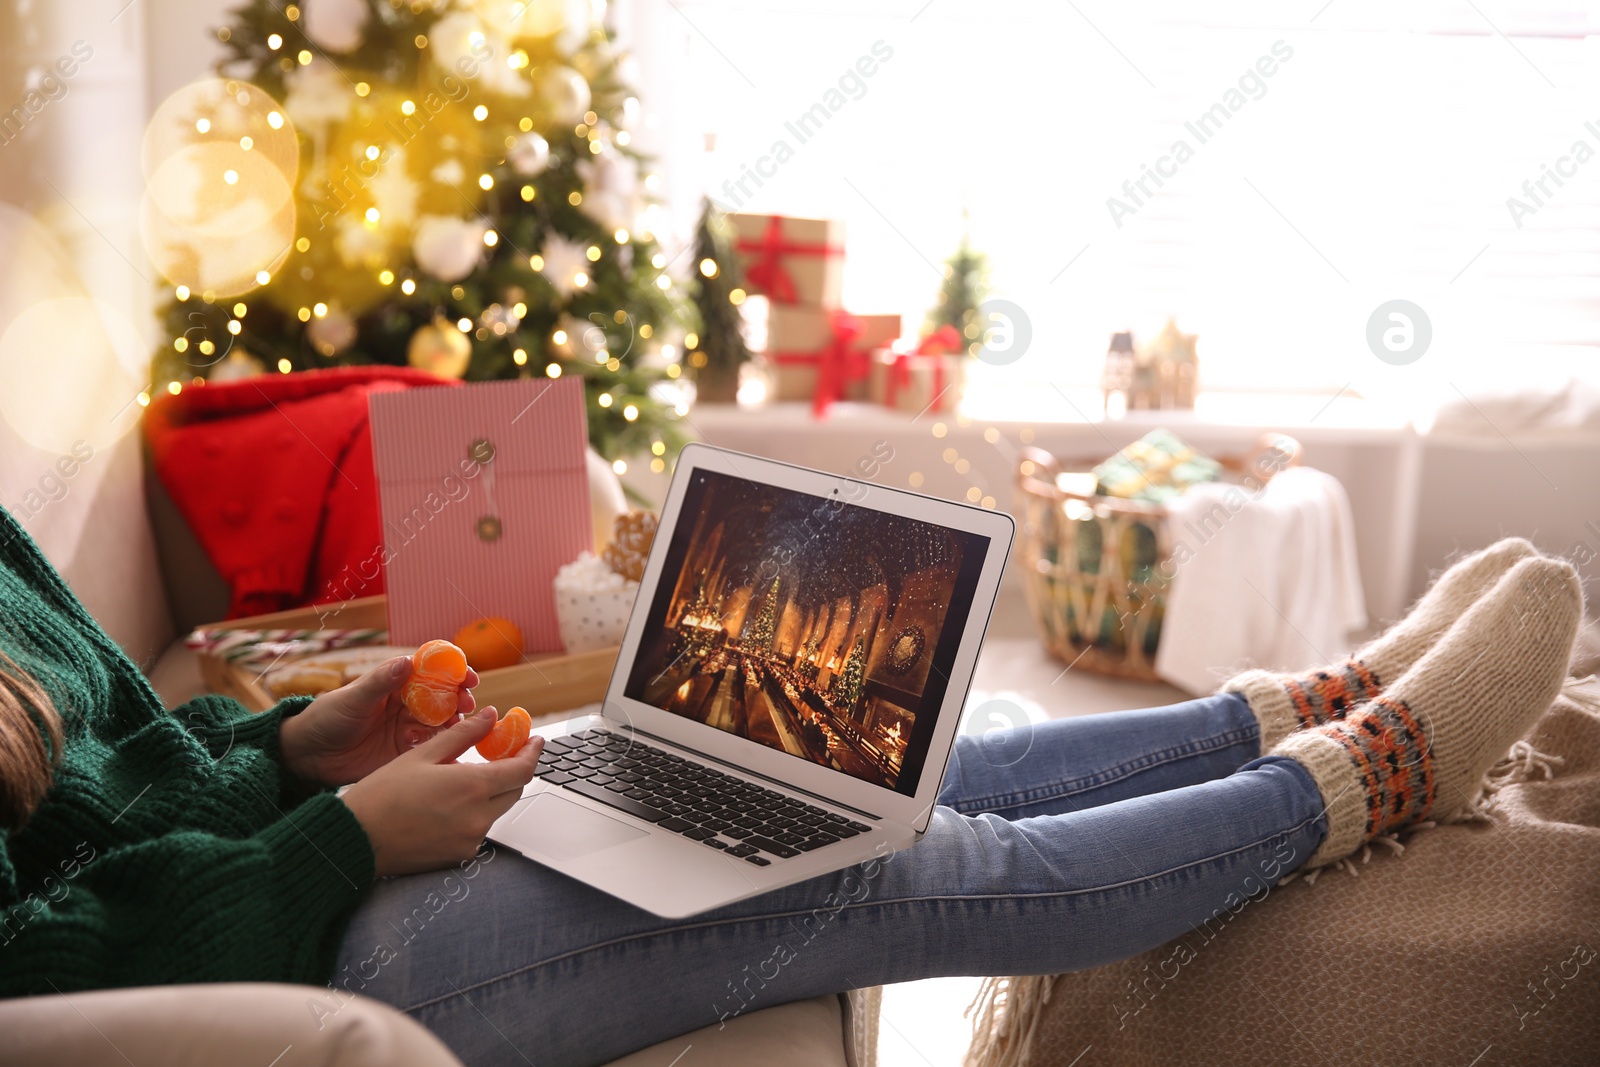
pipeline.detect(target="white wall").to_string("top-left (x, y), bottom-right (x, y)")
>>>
top-left (0, 0), bottom-right (174, 664)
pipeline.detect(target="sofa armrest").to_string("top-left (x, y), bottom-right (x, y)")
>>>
top-left (600, 993), bottom-right (871, 1067)
top-left (3, 983), bottom-right (462, 1067)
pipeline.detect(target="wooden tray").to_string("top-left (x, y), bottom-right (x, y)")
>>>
top-left (196, 595), bottom-right (617, 724)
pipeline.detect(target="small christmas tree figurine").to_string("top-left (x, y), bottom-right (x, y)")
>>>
top-left (686, 200), bottom-right (752, 403)
top-left (923, 221), bottom-right (989, 357)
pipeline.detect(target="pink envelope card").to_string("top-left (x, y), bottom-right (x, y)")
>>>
top-left (369, 378), bottom-right (592, 651)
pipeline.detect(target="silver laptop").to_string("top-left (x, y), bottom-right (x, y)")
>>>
top-left (487, 442), bottom-right (1014, 917)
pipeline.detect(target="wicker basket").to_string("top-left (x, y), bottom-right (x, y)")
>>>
top-left (1014, 433), bottom-right (1303, 682)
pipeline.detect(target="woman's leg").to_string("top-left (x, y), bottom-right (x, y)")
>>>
top-left (331, 753), bottom-right (1325, 1067)
top-left (326, 551), bottom-right (1578, 1067)
top-left (938, 692), bottom-right (1260, 817)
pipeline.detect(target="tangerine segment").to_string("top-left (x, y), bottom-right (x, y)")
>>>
top-left (476, 706), bottom-right (533, 761)
top-left (414, 639), bottom-right (468, 681)
top-left (402, 639), bottom-right (470, 726)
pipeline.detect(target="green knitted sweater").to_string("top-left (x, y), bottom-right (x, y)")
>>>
top-left (0, 510), bottom-right (376, 996)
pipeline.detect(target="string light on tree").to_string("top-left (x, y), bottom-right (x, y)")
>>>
top-left (148, 0), bottom-right (685, 464)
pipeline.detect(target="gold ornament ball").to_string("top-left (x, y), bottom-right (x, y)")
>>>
top-left (407, 317), bottom-right (472, 379)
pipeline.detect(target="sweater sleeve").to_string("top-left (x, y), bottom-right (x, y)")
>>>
top-left (173, 694), bottom-right (324, 806)
top-left (0, 792), bottom-right (375, 995)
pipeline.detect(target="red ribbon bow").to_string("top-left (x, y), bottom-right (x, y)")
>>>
top-left (916, 323), bottom-right (964, 356)
top-left (885, 351), bottom-right (948, 413)
top-left (771, 310), bottom-right (872, 418)
top-left (735, 216), bottom-right (844, 305)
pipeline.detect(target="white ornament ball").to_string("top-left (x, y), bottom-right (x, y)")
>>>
top-left (538, 235), bottom-right (589, 297)
top-left (508, 132), bottom-right (551, 177)
top-left (306, 307), bottom-right (358, 356)
top-left (208, 349), bottom-right (266, 382)
top-left (535, 66), bottom-right (591, 129)
top-left (412, 214), bottom-right (487, 283)
top-left (428, 11), bottom-right (488, 72)
top-left (300, 0), bottom-right (369, 54)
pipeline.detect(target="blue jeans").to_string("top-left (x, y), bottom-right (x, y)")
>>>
top-left (330, 693), bottom-right (1327, 1066)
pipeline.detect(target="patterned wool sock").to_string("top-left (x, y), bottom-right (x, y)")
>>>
top-left (1224, 537), bottom-right (1538, 750)
top-left (1271, 556), bottom-right (1580, 868)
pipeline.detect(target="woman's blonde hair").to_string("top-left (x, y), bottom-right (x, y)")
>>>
top-left (0, 652), bottom-right (61, 831)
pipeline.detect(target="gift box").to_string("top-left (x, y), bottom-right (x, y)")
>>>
top-left (369, 378), bottom-right (593, 651)
top-left (765, 308), bottom-right (902, 412)
top-left (869, 349), bottom-right (966, 415)
top-left (731, 213), bottom-right (846, 307)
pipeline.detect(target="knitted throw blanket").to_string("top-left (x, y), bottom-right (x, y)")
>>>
top-left (967, 683), bottom-right (1600, 1067)
top-left (143, 366), bottom-right (453, 618)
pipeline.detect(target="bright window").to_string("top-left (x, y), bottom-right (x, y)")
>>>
top-left (635, 0), bottom-right (1600, 415)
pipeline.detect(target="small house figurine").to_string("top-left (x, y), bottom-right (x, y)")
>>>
top-left (1130, 318), bottom-right (1198, 410)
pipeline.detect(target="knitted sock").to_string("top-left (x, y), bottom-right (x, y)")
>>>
top-left (1224, 537), bottom-right (1538, 749)
top-left (1272, 556), bottom-right (1580, 867)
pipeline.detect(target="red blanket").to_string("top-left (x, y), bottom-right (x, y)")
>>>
top-left (144, 367), bottom-right (456, 618)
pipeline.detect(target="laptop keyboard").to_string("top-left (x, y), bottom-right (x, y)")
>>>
top-left (534, 728), bottom-right (874, 865)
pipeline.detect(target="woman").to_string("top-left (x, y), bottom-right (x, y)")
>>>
top-left (0, 511), bottom-right (1580, 1067)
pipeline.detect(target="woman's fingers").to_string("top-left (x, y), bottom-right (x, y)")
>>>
top-left (409, 707), bottom-right (498, 764)
top-left (479, 736), bottom-right (544, 799)
top-left (344, 656), bottom-right (412, 705)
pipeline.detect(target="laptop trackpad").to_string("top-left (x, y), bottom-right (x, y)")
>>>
top-left (509, 793), bottom-right (649, 861)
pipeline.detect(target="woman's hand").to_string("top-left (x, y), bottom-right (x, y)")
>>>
top-left (340, 708), bottom-right (543, 876)
top-left (279, 656), bottom-right (480, 787)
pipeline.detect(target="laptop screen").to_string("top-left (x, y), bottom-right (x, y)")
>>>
top-left (623, 468), bottom-right (990, 796)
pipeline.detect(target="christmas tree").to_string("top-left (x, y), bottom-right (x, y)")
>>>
top-left (685, 199), bottom-right (750, 403)
top-left (831, 633), bottom-right (868, 713)
top-left (923, 228), bottom-right (988, 357)
top-left (145, 0), bottom-right (688, 464)
top-left (742, 575), bottom-right (780, 651)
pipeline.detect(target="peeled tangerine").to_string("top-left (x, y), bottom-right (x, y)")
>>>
top-left (476, 706), bottom-right (533, 761)
top-left (402, 640), bottom-right (469, 726)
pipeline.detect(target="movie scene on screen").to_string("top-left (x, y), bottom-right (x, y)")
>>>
top-left (626, 471), bottom-right (985, 791)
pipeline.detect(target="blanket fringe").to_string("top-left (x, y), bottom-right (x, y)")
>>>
top-left (965, 976), bottom-right (1055, 1067)
top-left (1446, 716), bottom-right (1568, 825)
top-left (1561, 674), bottom-right (1600, 717)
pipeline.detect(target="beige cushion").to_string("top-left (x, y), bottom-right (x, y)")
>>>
top-left (1, 985), bottom-right (865, 1067)
top-left (970, 688), bottom-right (1600, 1067)
top-left (3, 983), bottom-right (462, 1067)
top-left (603, 994), bottom-right (857, 1067)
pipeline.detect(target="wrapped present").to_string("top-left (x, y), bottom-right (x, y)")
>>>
top-left (869, 350), bottom-right (966, 415)
top-left (1091, 428), bottom-right (1221, 504)
top-left (765, 308), bottom-right (901, 414)
top-left (369, 378), bottom-right (593, 651)
top-left (731, 213), bottom-right (845, 306)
